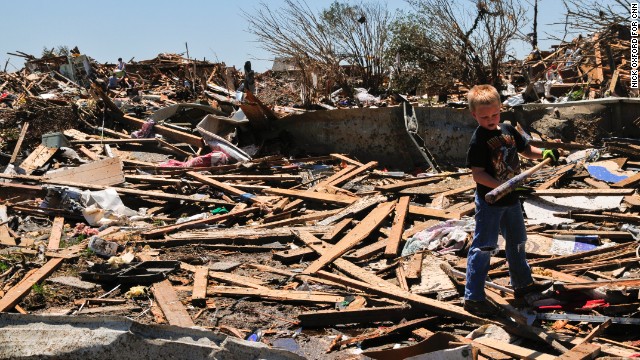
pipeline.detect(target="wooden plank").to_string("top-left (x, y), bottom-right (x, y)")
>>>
top-left (408, 205), bottom-right (460, 220)
top-left (207, 271), bottom-right (268, 289)
top-left (142, 207), bottom-right (259, 238)
top-left (338, 317), bottom-right (437, 347)
top-left (329, 161), bottom-right (377, 187)
top-left (584, 178), bottom-right (610, 189)
top-left (311, 165), bottom-right (355, 191)
top-left (209, 286), bottom-right (344, 304)
top-left (474, 338), bottom-right (555, 360)
top-left (343, 238), bottom-right (387, 262)
top-left (485, 288), bottom-right (570, 354)
top-left (192, 266), bottom-right (208, 303)
top-left (70, 138), bottom-right (158, 145)
top-left (245, 263), bottom-right (346, 290)
top-left (536, 163), bottom-right (575, 190)
top-left (19, 145), bottom-right (58, 174)
top-left (554, 278), bottom-right (640, 291)
top-left (77, 146), bottom-right (100, 161)
top-left (592, 33), bottom-right (604, 84)
top-left (272, 247), bottom-right (316, 263)
top-left (376, 177), bottom-right (439, 192)
top-left (534, 189), bottom-right (634, 196)
top-left (10, 122), bottom-right (29, 163)
top-left (452, 335), bottom-right (512, 360)
top-left (294, 230), bottom-right (490, 326)
top-left (396, 265), bottom-right (409, 291)
top-left (151, 279), bottom-right (195, 327)
top-left (450, 201), bottom-right (475, 218)
top-left (376, 171), bottom-right (471, 192)
top-left (262, 187), bottom-right (357, 205)
top-left (321, 218), bottom-right (352, 242)
top-left (545, 230), bottom-right (632, 239)
top-left (255, 209), bottom-right (340, 229)
top-left (48, 217), bottom-right (64, 250)
top-left (304, 201), bottom-right (396, 274)
top-left (385, 196), bottom-right (410, 258)
top-left (0, 258), bottom-right (64, 312)
top-left (46, 157), bottom-right (125, 186)
top-left (330, 153), bottom-right (363, 166)
top-left (432, 184), bottom-right (476, 197)
top-left (0, 173), bottom-right (232, 207)
top-left (556, 343), bottom-right (601, 360)
top-left (609, 69), bottom-right (620, 95)
top-left (187, 171), bottom-right (263, 204)
top-left (612, 172), bottom-right (640, 188)
top-left (298, 305), bottom-right (412, 327)
top-left (317, 194), bottom-right (387, 226)
top-left (405, 252), bottom-right (423, 280)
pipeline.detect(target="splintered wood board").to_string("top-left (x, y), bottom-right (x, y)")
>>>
top-left (45, 157), bottom-right (124, 186)
top-left (19, 145), bottom-right (58, 174)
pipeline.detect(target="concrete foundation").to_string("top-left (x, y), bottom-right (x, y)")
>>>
top-left (272, 98), bottom-right (639, 170)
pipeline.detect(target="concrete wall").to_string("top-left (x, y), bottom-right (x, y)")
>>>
top-left (513, 98), bottom-right (640, 139)
top-left (272, 106), bottom-right (477, 170)
top-left (271, 98), bottom-right (640, 170)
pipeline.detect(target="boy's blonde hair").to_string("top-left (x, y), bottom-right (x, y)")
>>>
top-left (467, 85), bottom-right (500, 112)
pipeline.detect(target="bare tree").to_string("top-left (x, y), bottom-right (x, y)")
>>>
top-left (243, 0), bottom-right (393, 106)
top-left (404, 0), bottom-right (528, 89)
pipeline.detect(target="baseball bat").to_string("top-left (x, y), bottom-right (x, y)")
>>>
top-left (485, 157), bottom-right (552, 204)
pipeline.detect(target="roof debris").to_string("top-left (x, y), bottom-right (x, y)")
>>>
top-left (0, 26), bottom-right (639, 359)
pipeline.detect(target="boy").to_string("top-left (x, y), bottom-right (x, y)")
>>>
top-left (464, 84), bottom-right (558, 316)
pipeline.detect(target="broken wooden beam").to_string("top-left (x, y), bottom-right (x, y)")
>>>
top-left (142, 207), bottom-right (259, 238)
top-left (385, 196), bottom-right (410, 258)
top-left (47, 217), bottom-right (64, 250)
top-left (303, 201), bottom-right (395, 274)
top-left (298, 305), bottom-right (413, 327)
top-left (294, 231), bottom-right (490, 325)
top-left (208, 286), bottom-right (345, 304)
top-left (151, 279), bottom-right (196, 327)
top-left (192, 266), bottom-right (208, 304)
top-left (262, 187), bottom-right (356, 206)
top-left (534, 189), bottom-right (634, 196)
top-left (0, 258), bottom-right (64, 312)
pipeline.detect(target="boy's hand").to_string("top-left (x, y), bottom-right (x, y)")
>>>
top-left (515, 186), bottom-right (534, 195)
top-left (542, 149), bottom-right (560, 165)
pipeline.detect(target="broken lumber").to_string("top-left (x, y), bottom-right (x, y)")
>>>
top-left (47, 217), bottom-right (64, 250)
top-left (303, 201), bottom-right (395, 274)
top-left (9, 122), bottom-right (29, 164)
top-left (208, 286), bottom-right (345, 304)
top-left (0, 258), bottom-right (64, 312)
top-left (151, 280), bottom-right (195, 327)
top-left (192, 266), bottom-right (208, 303)
top-left (262, 187), bottom-right (356, 205)
top-left (298, 305), bottom-right (413, 327)
top-left (294, 231), bottom-right (490, 325)
top-left (142, 207), bottom-right (259, 238)
top-left (385, 196), bottom-right (410, 258)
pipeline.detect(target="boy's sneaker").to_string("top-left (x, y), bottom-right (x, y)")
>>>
top-left (463, 299), bottom-right (499, 317)
top-left (513, 280), bottom-right (553, 299)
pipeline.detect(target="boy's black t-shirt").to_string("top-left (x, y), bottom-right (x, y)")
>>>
top-left (466, 123), bottom-right (528, 206)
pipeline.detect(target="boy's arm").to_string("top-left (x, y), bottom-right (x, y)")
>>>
top-left (520, 144), bottom-right (543, 160)
top-left (471, 167), bottom-right (502, 189)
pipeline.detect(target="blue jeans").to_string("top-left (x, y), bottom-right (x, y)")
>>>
top-left (464, 193), bottom-right (533, 301)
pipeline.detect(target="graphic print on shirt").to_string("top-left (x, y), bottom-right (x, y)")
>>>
top-left (486, 134), bottom-right (520, 182)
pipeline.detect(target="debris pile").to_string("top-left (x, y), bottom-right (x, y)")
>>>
top-left (0, 32), bottom-right (638, 359)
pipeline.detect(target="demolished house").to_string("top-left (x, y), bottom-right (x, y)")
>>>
top-left (0, 25), bottom-right (639, 360)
